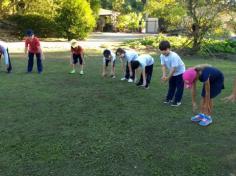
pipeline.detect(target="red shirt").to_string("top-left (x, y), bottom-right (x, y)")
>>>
top-left (71, 46), bottom-right (83, 55)
top-left (25, 37), bottom-right (40, 53)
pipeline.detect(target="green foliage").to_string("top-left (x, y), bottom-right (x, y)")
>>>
top-left (87, 0), bottom-right (101, 18)
top-left (125, 34), bottom-right (236, 55)
top-left (7, 14), bottom-right (59, 38)
top-left (144, 0), bottom-right (186, 31)
top-left (116, 12), bottom-right (143, 32)
top-left (202, 39), bottom-right (236, 54)
top-left (126, 34), bottom-right (189, 49)
top-left (55, 0), bottom-right (95, 40)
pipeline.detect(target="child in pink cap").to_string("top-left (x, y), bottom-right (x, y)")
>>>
top-left (183, 64), bottom-right (224, 126)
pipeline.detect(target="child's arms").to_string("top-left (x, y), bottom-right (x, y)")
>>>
top-left (102, 64), bottom-right (106, 76)
top-left (38, 46), bottom-right (45, 60)
top-left (223, 77), bottom-right (236, 103)
top-left (191, 81), bottom-right (198, 113)
top-left (161, 65), bottom-right (167, 81)
top-left (161, 66), bottom-right (176, 82)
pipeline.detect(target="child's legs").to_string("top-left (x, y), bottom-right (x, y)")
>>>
top-left (125, 62), bottom-right (130, 79)
top-left (130, 61), bottom-right (135, 80)
top-left (146, 64), bottom-right (153, 86)
top-left (200, 97), bottom-right (213, 116)
top-left (6, 49), bottom-right (12, 72)
top-left (72, 54), bottom-right (79, 70)
top-left (166, 76), bottom-right (177, 101)
top-left (111, 61), bottom-right (115, 75)
top-left (139, 72), bottom-right (143, 84)
top-left (36, 53), bottom-right (43, 73)
top-left (174, 74), bottom-right (184, 102)
top-left (28, 52), bottom-right (34, 72)
top-left (78, 54), bottom-right (84, 71)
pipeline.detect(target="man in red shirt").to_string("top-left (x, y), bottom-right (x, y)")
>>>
top-left (69, 39), bottom-right (84, 74)
top-left (24, 29), bottom-right (44, 73)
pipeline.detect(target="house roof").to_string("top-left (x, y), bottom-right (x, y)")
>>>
top-left (99, 8), bottom-right (120, 16)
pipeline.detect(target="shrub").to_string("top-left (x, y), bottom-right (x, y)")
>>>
top-left (116, 13), bottom-right (143, 32)
top-left (7, 14), bottom-right (60, 38)
top-left (55, 0), bottom-right (95, 40)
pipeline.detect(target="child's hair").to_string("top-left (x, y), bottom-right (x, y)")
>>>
top-left (131, 61), bottom-right (140, 70)
top-left (103, 49), bottom-right (111, 58)
top-left (26, 29), bottom-right (34, 37)
top-left (116, 48), bottom-right (125, 56)
top-left (194, 64), bottom-right (212, 72)
top-left (159, 40), bottom-right (171, 51)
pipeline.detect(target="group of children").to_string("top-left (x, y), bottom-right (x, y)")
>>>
top-left (101, 41), bottom-right (235, 127)
top-left (0, 29), bottom-right (235, 127)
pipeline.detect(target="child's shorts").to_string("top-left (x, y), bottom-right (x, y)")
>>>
top-left (73, 54), bottom-right (83, 65)
top-left (105, 59), bottom-right (115, 67)
top-left (201, 74), bottom-right (224, 99)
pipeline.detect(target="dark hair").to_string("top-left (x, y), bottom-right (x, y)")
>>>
top-left (116, 48), bottom-right (125, 56)
top-left (26, 29), bottom-right (34, 36)
top-left (159, 40), bottom-right (171, 51)
top-left (131, 61), bottom-right (140, 70)
top-left (103, 49), bottom-right (111, 58)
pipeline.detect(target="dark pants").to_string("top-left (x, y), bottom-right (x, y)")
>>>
top-left (137, 64), bottom-right (153, 86)
top-left (72, 54), bottom-right (83, 65)
top-left (166, 74), bottom-right (184, 103)
top-left (28, 52), bottom-right (43, 73)
top-left (125, 61), bottom-right (135, 80)
top-left (6, 49), bottom-right (12, 73)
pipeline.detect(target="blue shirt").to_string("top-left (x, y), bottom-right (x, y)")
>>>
top-left (125, 50), bottom-right (138, 63)
top-left (199, 67), bottom-right (224, 83)
top-left (136, 54), bottom-right (154, 69)
top-left (160, 51), bottom-right (185, 76)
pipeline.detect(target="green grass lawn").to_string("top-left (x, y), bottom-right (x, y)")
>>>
top-left (0, 51), bottom-right (236, 176)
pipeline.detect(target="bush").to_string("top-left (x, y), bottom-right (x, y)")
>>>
top-left (126, 34), bottom-right (189, 49)
top-left (56, 0), bottom-right (95, 40)
top-left (7, 14), bottom-right (60, 38)
top-left (125, 34), bottom-right (236, 55)
top-left (116, 13), bottom-right (143, 32)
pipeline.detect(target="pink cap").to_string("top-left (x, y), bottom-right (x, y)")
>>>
top-left (182, 68), bottom-right (197, 89)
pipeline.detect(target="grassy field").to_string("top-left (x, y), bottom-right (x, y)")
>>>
top-left (0, 50), bottom-right (236, 176)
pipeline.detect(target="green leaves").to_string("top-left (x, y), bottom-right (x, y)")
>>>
top-left (55, 0), bottom-right (95, 40)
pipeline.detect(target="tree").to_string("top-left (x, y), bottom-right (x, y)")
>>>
top-left (87, 0), bottom-right (101, 18)
top-left (144, 0), bottom-right (186, 29)
top-left (56, 0), bottom-right (95, 40)
top-left (181, 0), bottom-right (234, 51)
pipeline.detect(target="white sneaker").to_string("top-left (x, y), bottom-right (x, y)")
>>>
top-left (128, 78), bottom-right (133, 83)
top-left (111, 75), bottom-right (116, 79)
top-left (80, 70), bottom-right (84, 75)
top-left (120, 77), bottom-right (127, 81)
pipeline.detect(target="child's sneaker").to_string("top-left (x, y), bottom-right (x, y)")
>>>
top-left (191, 113), bottom-right (205, 122)
top-left (80, 70), bottom-right (84, 75)
top-left (163, 99), bottom-right (171, 104)
top-left (128, 78), bottom-right (133, 83)
top-left (199, 115), bottom-right (212, 126)
top-left (69, 70), bottom-right (76, 74)
top-left (120, 77), bottom-right (127, 81)
top-left (145, 85), bottom-right (149, 89)
top-left (171, 102), bottom-right (181, 107)
top-left (136, 82), bottom-right (142, 86)
top-left (111, 75), bottom-right (116, 79)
